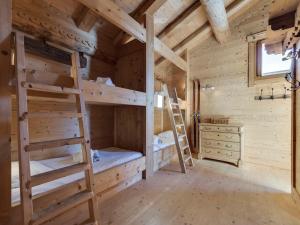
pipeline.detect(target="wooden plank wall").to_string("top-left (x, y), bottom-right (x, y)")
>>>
top-left (189, 0), bottom-right (292, 170)
top-left (10, 51), bottom-right (116, 160)
top-left (114, 40), bottom-right (146, 152)
top-left (154, 64), bottom-right (187, 134)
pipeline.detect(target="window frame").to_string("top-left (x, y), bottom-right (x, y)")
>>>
top-left (256, 40), bottom-right (291, 77)
top-left (248, 39), bottom-right (287, 87)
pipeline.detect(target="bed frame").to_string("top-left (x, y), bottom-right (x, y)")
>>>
top-left (153, 145), bottom-right (177, 172)
top-left (10, 156), bottom-right (145, 225)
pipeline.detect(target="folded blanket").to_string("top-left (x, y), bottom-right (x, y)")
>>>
top-left (95, 77), bottom-right (115, 86)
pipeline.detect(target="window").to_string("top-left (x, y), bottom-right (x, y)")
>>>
top-left (154, 92), bottom-right (164, 108)
top-left (257, 42), bottom-right (292, 76)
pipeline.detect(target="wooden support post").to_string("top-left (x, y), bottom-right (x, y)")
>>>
top-left (0, 0), bottom-right (12, 222)
top-left (144, 13), bottom-right (155, 178)
top-left (184, 50), bottom-right (192, 146)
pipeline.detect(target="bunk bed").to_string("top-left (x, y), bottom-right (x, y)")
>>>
top-left (17, 70), bottom-right (146, 107)
top-left (153, 72), bottom-right (189, 172)
top-left (9, 34), bottom-right (148, 225)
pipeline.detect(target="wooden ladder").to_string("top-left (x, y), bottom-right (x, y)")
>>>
top-left (163, 84), bottom-right (194, 173)
top-left (15, 33), bottom-right (98, 225)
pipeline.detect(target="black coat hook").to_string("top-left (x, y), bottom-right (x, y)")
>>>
top-left (259, 89), bottom-right (263, 100)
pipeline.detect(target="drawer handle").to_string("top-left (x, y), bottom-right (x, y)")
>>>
top-left (204, 127), bottom-right (212, 130)
top-left (205, 150), bottom-right (212, 153)
top-left (217, 142), bottom-right (221, 145)
top-left (225, 144), bottom-right (232, 148)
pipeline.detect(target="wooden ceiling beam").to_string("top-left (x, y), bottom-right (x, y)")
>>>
top-left (145, 0), bottom-right (167, 16)
top-left (78, 0), bottom-right (187, 71)
top-left (157, 1), bottom-right (201, 39)
top-left (283, 1), bottom-right (300, 52)
top-left (156, 0), bottom-right (261, 67)
top-left (200, 0), bottom-right (230, 44)
top-left (113, 0), bottom-right (155, 46)
top-left (74, 6), bottom-right (98, 32)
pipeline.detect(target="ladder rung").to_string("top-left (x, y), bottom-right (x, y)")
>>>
top-left (79, 219), bottom-right (98, 225)
top-left (26, 137), bottom-right (85, 152)
top-left (171, 102), bottom-right (179, 106)
top-left (176, 124), bottom-right (184, 128)
top-left (184, 156), bottom-right (192, 162)
top-left (178, 134), bottom-right (186, 140)
top-left (31, 162), bottom-right (89, 187)
top-left (31, 191), bottom-right (93, 225)
top-left (22, 82), bottom-right (81, 95)
top-left (181, 145), bottom-right (189, 150)
top-left (173, 113), bottom-right (181, 117)
top-left (26, 112), bottom-right (83, 119)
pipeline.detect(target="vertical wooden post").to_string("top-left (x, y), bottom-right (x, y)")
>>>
top-left (144, 13), bottom-right (155, 178)
top-left (16, 32), bottom-right (34, 225)
top-left (184, 50), bottom-right (192, 145)
top-left (0, 0), bottom-right (12, 222)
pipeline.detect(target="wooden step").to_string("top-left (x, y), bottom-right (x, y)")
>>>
top-left (184, 156), bottom-right (192, 163)
top-left (181, 145), bottom-right (189, 150)
top-left (178, 134), bottom-right (186, 140)
top-left (26, 112), bottom-right (83, 119)
top-left (79, 219), bottom-right (98, 225)
top-left (176, 124), bottom-right (184, 128)
top-left (31, 162), bottom-right (89, 187)
top-left (25, 137), bottom-right (85, 152)
top-left (22, 82), bottom-right (81, 95)
top-left (173, 113), bottom-right (181, 117)
top-left (30, 191), bottom-right (93, 225)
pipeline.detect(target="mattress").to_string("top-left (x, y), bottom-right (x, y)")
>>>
top-left (153, 130), bottom-right (183, 152)
top-left (11, 147), bottom-right (142, 205)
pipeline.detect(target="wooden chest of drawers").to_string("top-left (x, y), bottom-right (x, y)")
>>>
top-left (199, 123), bottom-right (244, 166)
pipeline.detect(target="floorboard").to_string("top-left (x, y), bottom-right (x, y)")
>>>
top-left (99, 159), bottom-right (300, 225)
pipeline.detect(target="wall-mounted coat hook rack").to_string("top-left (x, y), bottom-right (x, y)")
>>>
top-left (254, 87), bottom-right (291, 101)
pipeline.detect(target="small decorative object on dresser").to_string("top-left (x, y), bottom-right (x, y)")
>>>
top-left (199, 123), bottom-right (244, 167)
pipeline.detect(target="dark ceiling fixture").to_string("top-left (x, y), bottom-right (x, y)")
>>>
top-left (283, 49), bottom-right (300, 91)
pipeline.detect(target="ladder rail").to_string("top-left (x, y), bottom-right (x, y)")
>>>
top-left (174, 89), bottom-right (194, 167)
top-left (163, 84), bottom-right (193, 173)
top-left (15, 32), bottom-right (33, 224)
top-left (15, 32), bottom-right (98, 225)
top-left (71, 52), bottom-right (98, 222)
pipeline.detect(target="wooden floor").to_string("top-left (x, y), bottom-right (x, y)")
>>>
top-left (98, 159), bottom-right (300, 225)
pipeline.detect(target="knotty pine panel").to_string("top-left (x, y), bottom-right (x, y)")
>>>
top-left (189, 0), bottom-right (291, 170)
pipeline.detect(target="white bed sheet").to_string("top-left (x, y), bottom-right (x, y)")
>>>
top-left (12, 147), bottom-right (142, 205)
top-left (153, 130), bottom-right (183, 152)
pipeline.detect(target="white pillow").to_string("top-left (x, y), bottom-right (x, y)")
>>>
top-left (72, 150), bottom-right (95, 163)
top-left (153, 135), bottom-right (163, 145)
top-left (158, 130), bottom-right (175, 144)
top-left (95, 77), bottom-right (115, 86)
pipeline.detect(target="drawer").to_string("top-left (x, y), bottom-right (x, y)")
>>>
top-left (202, 147), bottom-right (240, 161)
top-left (200, 125), bottom-right (240, 133)
top-left (202, 139), bottom-right (240, 152)
top-left (201, 131), bottom-right (240, 142)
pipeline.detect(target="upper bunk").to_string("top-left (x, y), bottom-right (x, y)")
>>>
top-left (11, 34), bottom-right (147, 107)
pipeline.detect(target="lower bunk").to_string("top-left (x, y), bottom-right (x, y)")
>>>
top-left (153, 130), bottom-right (178, 172)
top-left (10, 148), bottom-right (145, 225)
